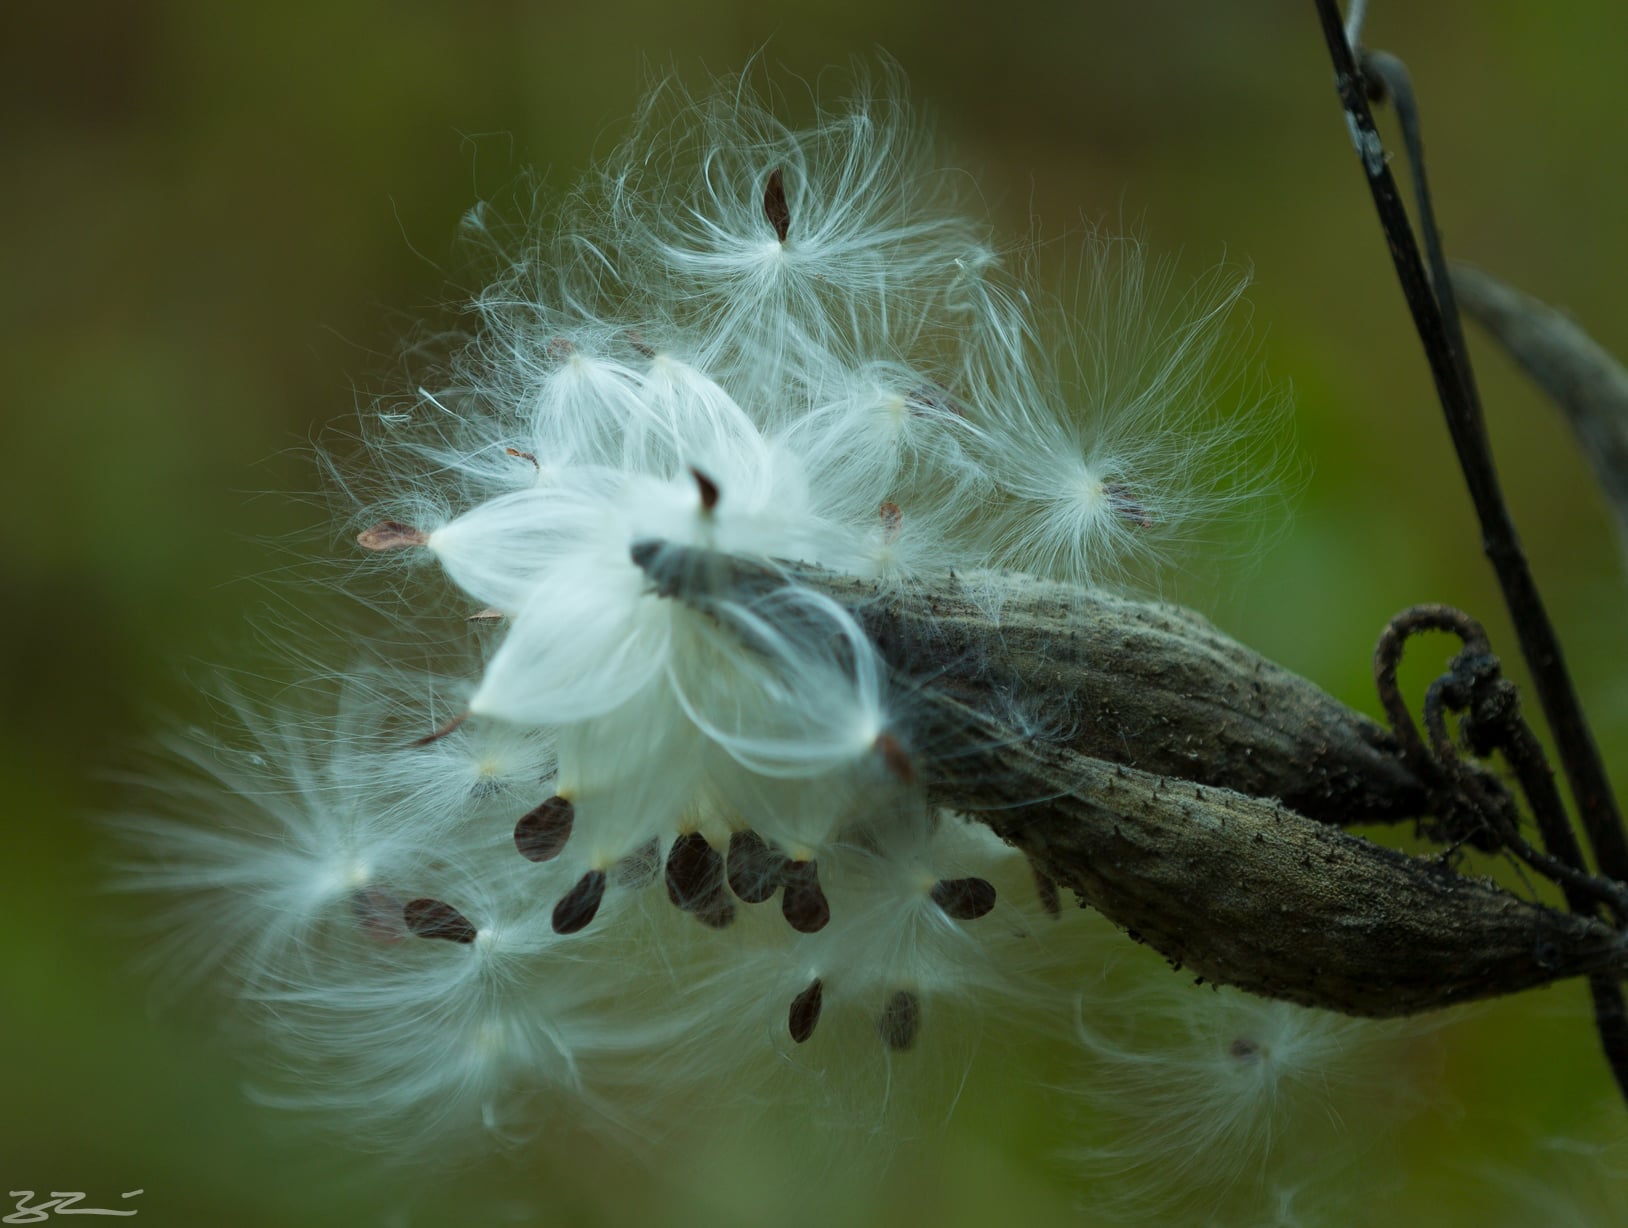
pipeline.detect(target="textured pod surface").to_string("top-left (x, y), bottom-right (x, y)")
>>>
top-left (823, 568), bottom-right (1431, 826)
top-left (631, 544), bottom-right (1440, 827)
top-left (942, 709), bottom-right (1626, 1017)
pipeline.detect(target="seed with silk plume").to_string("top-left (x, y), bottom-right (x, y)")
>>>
top-left (120, 59), bottom-right (1285, 1163)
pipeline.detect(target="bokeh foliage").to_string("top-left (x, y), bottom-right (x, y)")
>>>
top-left (3, 1), bottom-right (1625, 1223)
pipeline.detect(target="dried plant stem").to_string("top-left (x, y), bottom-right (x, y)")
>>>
top-left (1310, 0), bottom-right (1628, 894)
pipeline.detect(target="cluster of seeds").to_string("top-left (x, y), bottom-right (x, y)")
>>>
top-left (128, 63), bottom-right (1276, 1153)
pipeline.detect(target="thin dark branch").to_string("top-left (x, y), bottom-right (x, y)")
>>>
top-left (1360, 50), bottom-right (1479, 410)
top-left (1310, 0), bottom-right (1628, 891)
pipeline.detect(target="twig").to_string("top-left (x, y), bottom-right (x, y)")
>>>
top-left (1374, 599), bottom-right (1628, 1099)
top-left (1310, 0), bottom-right (1628, 893)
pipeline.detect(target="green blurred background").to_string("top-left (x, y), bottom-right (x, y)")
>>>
top-left (4, 0), bottom-right (1626, 1223)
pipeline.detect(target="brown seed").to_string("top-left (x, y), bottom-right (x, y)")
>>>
top-left (547, 336), bottom-right (576, 360)
top-left (878, 989), bottom-right (921, 1051)
top-left (626, 331), bottom-right (656, 359)
top-left (403, 897), bottom-right (477, 944)
top-left (666, 832), bottom-right (726, 910)
top-left (408, 711), bottom-right (469, 749)
top-left (780, 859), bottom-right (831, 933)
top-left (1104, 481), bottom-right (1155, 529)
top-left (873, 732), bottom-right (917, 786)
top-left (666, 833), bottom-right (737, 929)
top-left (690, 466), bottom-right (720, 513)
top-left (357, 520), bottom-right (428, 552)
top-left (614, 838), bottom-right (662, 888)
top-left (906, 382), bottom-right (965, 418)
top-left (930, 876), bottom-right (998, 921)
top-left (514, 796), bottom-right (574, 863)
top-left (763, 167), bottom-right (791, 242)
top-left (878, 500), bottom-right (903, 543)
top-left (552, 870), bottom-right (607, 934)
top-left (788, 978), bottom-right (824, 1044)
top-left (690, 892), bottom-right (738, 930)
top-left (466, 607), bottom-right (506, 623)
top-left (726, 830), bottom-right (782, 903)
top-left (1229, 1037), bottom-right (1263, 1063)
top-left (505, 446), bottom-right (539, 469)
top-left (351, 887), bottom-right (405, 943)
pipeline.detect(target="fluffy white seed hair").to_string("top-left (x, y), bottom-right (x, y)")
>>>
top-left (123, 57), bottom-right (1294, 1178)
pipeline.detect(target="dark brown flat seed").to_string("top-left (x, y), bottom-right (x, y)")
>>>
top-left (552, 870), bottom-right (607, 934)
top-left (878, 500), bottom-right (903, 543)
top-left (403, 897), bottom-right (477, 944)
top-left (408, 711), bottom-right (469, 748)
top-left (691, 893), bottom-right (737, 930)
top-left (788, 978), bottom-right (824, 1044)
top-left (1104, 481), bottom-right (1155, 528)
top-left (780, 859), bottom-right (831, 933)
top-left (514, 796), bottom-right (575, 862)
top-left (1229, 1037), bottom-right (1263, 1063)
top-left (878, 989), bottom-right (921, 1051)
top-left (690, 466), bottom-right (720, 512)
top-left (666, 832), bottom-right (726, 912)
top-left (763, 167), bottom-right (791, 242)
top-left (351, 887), bottom-right (405, 943)
top-left (930, 876), bottom-right (998, 921)
top-left (873, 732), bottom-right (917, 785)
top-left (505, 446), bottom-right (539, 468)
top-left (614, 838), bottom-right (662, 888)
top-left (357, 520), bottom-right (428, 551)
top-left (727, 830), bottom-right (782, 903)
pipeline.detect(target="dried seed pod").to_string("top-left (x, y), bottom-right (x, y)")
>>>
top-left (878, 989), bottom-right (921, 1051)
top-left (780, 859), bottom-right (830, 933)
top-left (553, 870), bottom-right (607, 935)
top-left (628, 542), bottom-right (1436, 827)
top-left (788, 978), bottom-right (824, 1044)
top-left (726, 829), bottom-right (782, 903)
top-left (403, 897), bottom-right (477, 944)
top-left (514, 796), bottom-right (574, 863)
top-left (930, 876), bottom-right (997, 920)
